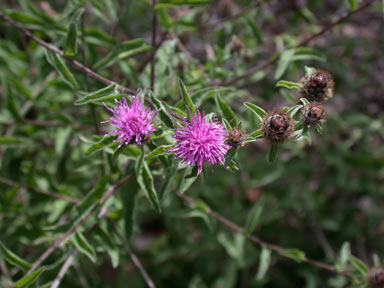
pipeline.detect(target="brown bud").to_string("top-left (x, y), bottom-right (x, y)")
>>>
top-left (227, 128), bottom-right (246, 148)
top-left (367, 267), bottom-right (384, 288)
top-left (229, 38), bottom-right (245, 54)
top-left (261, 110), bottom-right (294, 143)
top-left (302, 102), bottom-right (326, 125)
top-left (300, 70), bottom-right (334, 102)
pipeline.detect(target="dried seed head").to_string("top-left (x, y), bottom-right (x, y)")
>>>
top-left (302, 102), bottom-right (326, 125)
top-left (261, 110), bottom-right (295, 143)
top-left (367, 267), bottom-right (384, 288)
top-left (300, 70), bottom-right (334, 102)
top-left (227, 128), bottom-right (246, 148)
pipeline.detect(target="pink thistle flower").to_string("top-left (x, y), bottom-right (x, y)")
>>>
top-left (168, 110), bottom-right (230, 175)
top-left (103, 95), bottom-right (157, 146)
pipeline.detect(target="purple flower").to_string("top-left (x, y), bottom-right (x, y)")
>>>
top-left (103, 95), bottom-right (157, 146)
top-left (168, 110), bottom-right (230, 175)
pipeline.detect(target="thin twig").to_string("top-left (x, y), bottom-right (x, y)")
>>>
top-left (50, 249), bottom-right (78, 288)
top-left (0, 176), bottom-right (81, 204)
top-left (221, 0), bottom-right (378, 86)
top-left (0, 11), bottom-right (135, 94)
top-left (26, 175), bottom-right (131, 275)
top-left (150, 0), bottom-right (157, 92)
top-left (109, 221), bottom-right (157, 288)
top-left (176, 192), bottom-right (355, 279)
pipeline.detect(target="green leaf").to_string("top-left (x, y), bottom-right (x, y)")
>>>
top-left (45, 50), bottom-right (79, 89)
top-left (244, 102), bottom-right (267, 122)
top-left (85, 136), bottom-right (116, 155)
top-left (179, 79), bottom-right (196, 114)
top-left (245, 15), bottom-right (264, 44)
top-left (135, 151), bottom-right (161, 213)
top-left (94, 226), bottom-right (119, 268)
top-left (179, 167), bottom-right (199, 194)
top-left (120, 178), bottom-right (140, 239)
top-left (190, 87), bottom-right (234, 106)
top-left (347, 0), bottom-right (358, 11)
top-left (72, 231), bottom-right (96, 262)
top-left (159, 158), bottom-right (178, 198)
top-left (0, 137), bottom-right (27, 145)
top-left (247, 129), bottom-right (262, 141)
top-left (299, 97), bottom-right (310, 106)
top-left (215, 94), bottom-right (238, 126)
top-left (15, 267), bottom-right (45, 288)
top-left (148, 91), bottom-right (174, 128)
top-left (349, 256), bottom-right (369, 276)
top-left (280, 248), bottom-right (306, 263)
top-left (144, 144), bottom-right (174, 160)
top-left (244, 199), bottom-right (264, 234)
top-left (64, 8), bottom-right (84, 56)
top-left (268, 142), bottom-right (279, 163)
top-left (274, 49), bottom-right (295, 80)
top-left (275, 80), bottom-right (301, 90)
top-left (336, 242), bottom-right (351, 271)
top-left (224, 148), bottom-right (237, 168)
top-left (304, 66), bottom-right (316, 76)
top-left (256, 246), bottom-right (271, 280)
top-left (287, 104), bottom-right (303, 117)
top-left (94, 39), bottom-right (152, 69)
top-left (74, 84), bottom-right (119, 105)
top-left (0, 241), bottom-right (32, 271)
top-left (2, 74), bottom-right (23, 121)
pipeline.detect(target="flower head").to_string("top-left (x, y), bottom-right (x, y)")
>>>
top-left (227, 127), bottom-right (246, 148)
top-left (103, 95), bottom-right (157, 146)
top-left (300, 70), bottom-right (334, 102)
top-left (302, 102), bottom-right (326, 125)
top-left (261, 110), bottom-right (294, 143)
top-left (367, 267), bottom-right (384, 288)
top-left (168, 110), bottom-right (230, 175)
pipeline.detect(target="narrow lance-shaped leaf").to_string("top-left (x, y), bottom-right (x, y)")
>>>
top-left (120, 178), bottom-right (140, 239)
top-left (0, 241), bottom-right (32, 271)
top-left (45, 50), bottom-right (79, 89)
top-left (75, 84), bottom-right (119, 105)
top-left (94, 39), bottom-right (152, 69)
top-left (15, 267), bottom-right (45, 288)
top-left (135, 150), bottom-right (161, 212)
top-left (85, 136), bottom-right (116, 155)
top-left (72, 231), bottom-right (97, 262)
top-left (2, 74), bottom-right (23, 121)
top-left (94, 226), bottom-right (119, 268)
top-left (280, 248), bottom-right (306, 263)
top-left (179, 78), bottom-right (196, 114)
top-left (245, 15), bottom-right (264, 44)
top-left (256, 246), bottom-right (271, 280)
top-left (64, 7), bottom-right (84, 56)
top-left (274, 49), bottom-right (295, 80)
top-left (275, 80), bottom-right (301, 90)
top-left (144, 144), bottom-right (175, 160)
top-left (244, 102), bottom-right (267, 122)
top-left (215, 94), bottom-right (238, 126)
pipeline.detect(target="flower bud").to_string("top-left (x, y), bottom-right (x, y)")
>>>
top-left (227, 127), bottom-right (246, 148)
top-left (367, 267), bottom-right (384, 288)
top-left (302, 102), bottom-right (326, 125)
top-left (300, 70), bottom-right (334, 102)
top-left (229, 38), bottom-right (245, 54)
top-left (261, 110), bottom-right (294, 143)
